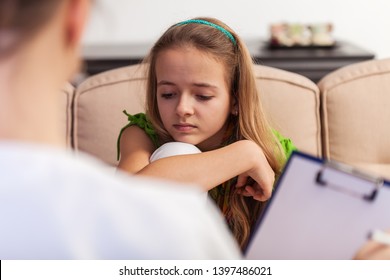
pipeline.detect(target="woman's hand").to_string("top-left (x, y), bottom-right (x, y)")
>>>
top-left (354, 230), bottom-right (390, 260)
top-left (235, 141), bottom-right (275, 201)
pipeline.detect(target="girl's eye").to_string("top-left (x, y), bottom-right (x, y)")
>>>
top-left (196, 95), bottom-right (213, 101)
top-left (161, 93), bottom-right (175, 99)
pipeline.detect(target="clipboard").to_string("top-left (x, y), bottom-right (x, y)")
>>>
top-left (245, 151), bottom-right (390, 259)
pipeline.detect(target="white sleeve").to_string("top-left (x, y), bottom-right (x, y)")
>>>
top-left (150, 142), bottom-right (201, 162)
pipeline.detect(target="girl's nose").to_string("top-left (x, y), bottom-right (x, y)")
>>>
top-left (176, 95), bottom-right (194, 117)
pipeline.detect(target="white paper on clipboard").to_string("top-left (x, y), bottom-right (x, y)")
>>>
top-left (245, 151), bottom-right (390, 260)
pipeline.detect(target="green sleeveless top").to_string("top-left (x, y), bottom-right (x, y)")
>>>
top-left (117, 111), bottom-right (296, 161)
top-left (117, 111), bottom-right (159, 161)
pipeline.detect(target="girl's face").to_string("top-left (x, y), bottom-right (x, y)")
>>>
top-left (155, 46), bottom-right (233, 151)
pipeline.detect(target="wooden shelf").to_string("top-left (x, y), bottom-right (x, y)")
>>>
top-left (82, 39), bottom-right (375, 83)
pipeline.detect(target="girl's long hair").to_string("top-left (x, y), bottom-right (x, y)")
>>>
top-left (144, 17), bottom-right (286, 250)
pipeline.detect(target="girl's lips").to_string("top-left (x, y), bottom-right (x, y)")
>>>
top-left (173, 124), bottom-right (196, 132)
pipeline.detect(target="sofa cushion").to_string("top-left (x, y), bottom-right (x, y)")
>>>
top-left (73, 64), bottom-right (147, 165)
top-left (254, 65), bottom-right (321, 157)
top-left (318, 58), bottom-right (390, 179)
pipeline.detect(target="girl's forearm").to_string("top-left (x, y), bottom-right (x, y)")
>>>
top-left (136, 140), bottom-right (259, 191)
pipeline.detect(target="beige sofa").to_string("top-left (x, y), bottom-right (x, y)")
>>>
top-left (62, 58), bottom-right (390, 179)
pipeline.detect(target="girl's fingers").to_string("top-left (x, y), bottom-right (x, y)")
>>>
top-left (236, 174), bottom-right (249, 188)
top-left (236, 180), bottom-right (271, 201)
top-left (246, 185), bottom-right (269, 202)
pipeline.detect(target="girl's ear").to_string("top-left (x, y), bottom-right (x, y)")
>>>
top-left (231, 95), bottom-right (239, 116)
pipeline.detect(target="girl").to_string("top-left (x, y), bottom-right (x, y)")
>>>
top-left (117, 17), bottom-right (295, 249)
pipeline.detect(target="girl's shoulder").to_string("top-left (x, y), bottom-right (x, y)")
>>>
top-left (117, 111), bottom-right (159, 160)
top-left (122, 112), bottom-right (151, 129)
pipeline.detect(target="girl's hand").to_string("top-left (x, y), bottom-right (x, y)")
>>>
top-left (236, 178), bottom-right (267, 201)
top-left (235, 142), bottom-right (275, 201)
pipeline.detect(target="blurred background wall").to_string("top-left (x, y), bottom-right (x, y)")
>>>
top-left (83, 0), bottom-right (390, 58)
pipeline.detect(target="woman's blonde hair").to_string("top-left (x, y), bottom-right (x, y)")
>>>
top-left (144, 17), bottom-right (285, 250)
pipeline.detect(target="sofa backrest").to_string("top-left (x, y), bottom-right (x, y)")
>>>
top-left (318, 58), bottom-right (390, 177)
top-left (254, 65), bottom-right (321, 157)
top-left (73, 64), bottom-right (147, 165)
top-left (73, 63), bottom-right (321, 166)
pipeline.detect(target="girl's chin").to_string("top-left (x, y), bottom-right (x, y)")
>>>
top-left (172, 138), bottom-right (199, 146)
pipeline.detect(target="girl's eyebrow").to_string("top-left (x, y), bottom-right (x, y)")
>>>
top-left (157, 80), bottom-right (218, 89)
top-left (193, 82), bottom-right (218, 89)
top-left (157, 80), bottom-right (176, 86)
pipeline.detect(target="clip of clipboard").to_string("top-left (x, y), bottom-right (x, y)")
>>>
top-left (245, 151), bottom-right (390, 260)
top-left (315, 160), bottom-right (385, 202)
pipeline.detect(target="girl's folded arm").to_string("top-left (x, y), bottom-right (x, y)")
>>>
top-left (118, 127), bottom-right (274, 199)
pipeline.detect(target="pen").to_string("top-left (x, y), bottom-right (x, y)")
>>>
top-left (369, 229), bottom-right (390, 246)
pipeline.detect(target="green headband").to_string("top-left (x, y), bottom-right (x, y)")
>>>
top-left (176, 19), bottom-right (237, 45)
